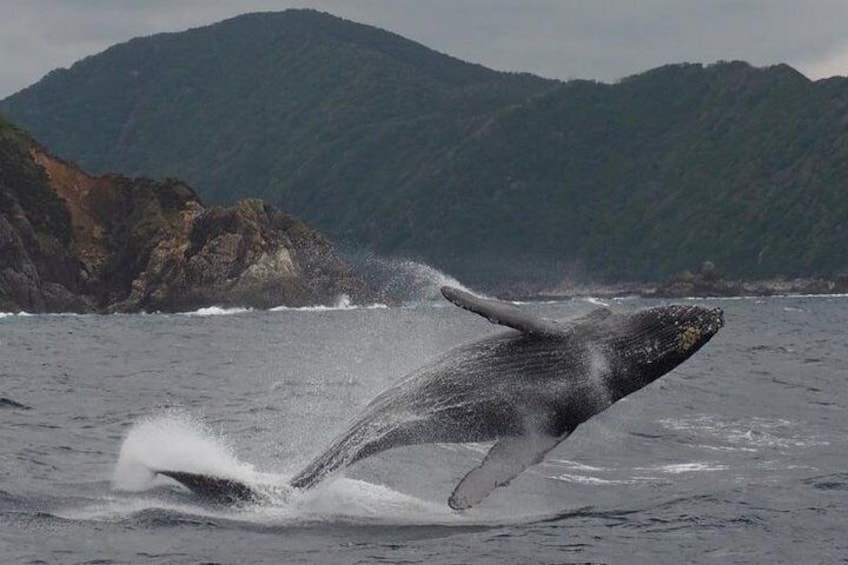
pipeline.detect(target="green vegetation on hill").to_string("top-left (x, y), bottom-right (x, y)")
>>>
top-left (0, 116), bottom-right (72, 244)
top-left (3, 10), bottom-right (848, 286)
top-left (403, 61), bottom-right (848, 282)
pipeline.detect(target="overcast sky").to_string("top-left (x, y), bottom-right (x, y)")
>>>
top-left (2, 0), bottom-right (848, 98)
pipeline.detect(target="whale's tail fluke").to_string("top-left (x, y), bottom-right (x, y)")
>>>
top-left (156, 470), bottom-right (258, 504)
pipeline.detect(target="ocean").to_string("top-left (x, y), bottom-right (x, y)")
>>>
top-left (1, 293), bottom-right (846, 564)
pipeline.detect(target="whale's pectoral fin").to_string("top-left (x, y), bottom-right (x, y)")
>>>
top-left (441, 286), bottom-right (563, 336)
top-left (155, 470), bottom-right (257, 505)
top-left (448, 429), bottom-right (567, 510)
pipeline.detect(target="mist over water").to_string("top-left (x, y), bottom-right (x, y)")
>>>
top-left (353, 257), bottom-right (472, 304)
top-left (2, 295), bottom-right (847, 562)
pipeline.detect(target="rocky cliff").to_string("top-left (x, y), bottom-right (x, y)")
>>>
top-left (0, 118), bottom-right (374, 313)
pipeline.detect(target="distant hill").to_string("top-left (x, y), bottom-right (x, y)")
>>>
top-left (3, 9), bottom-right (848, 286)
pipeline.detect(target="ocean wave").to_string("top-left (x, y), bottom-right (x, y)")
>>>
top-left (177, 296), bottom-right (390, 316)
top-left (547, 473), bottom-right (639, 485)
top-left (0, 311), bottom-right (34, 318)
top-left (269, 303), bottom-right (389, 313)
top-left (544, 459), bottom-right (726, 486)
top-left (659, 415), bottom-right (830, 450)
top-left (639, 462), bottom-right (728, 474)
top-left (679, 293), bottom-right (848, 301)
top-left (544, 458), bottom-right (607, 472)
top-left (803, 473), bottom-right (848, 491)
top-left (181, 306), bottom-right (254, 317)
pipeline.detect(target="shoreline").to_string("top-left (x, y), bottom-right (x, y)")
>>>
top-left (507, 275), bottom-right (848, 302)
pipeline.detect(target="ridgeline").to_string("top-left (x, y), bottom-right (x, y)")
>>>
top-left (3, 10), bottom-right (847, 288)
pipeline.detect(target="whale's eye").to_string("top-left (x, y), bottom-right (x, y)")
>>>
top-left (679, 326), bottom-right (702, 352)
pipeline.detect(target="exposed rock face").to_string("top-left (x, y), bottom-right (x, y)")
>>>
top-left (0, 122), bottom-right (92, 312)
top-left (1, 119), bottom-right (375, 313)
top-left (104, 194), bottom-right (371, 312)
top-left (651, 267), bottom-right (848, 298)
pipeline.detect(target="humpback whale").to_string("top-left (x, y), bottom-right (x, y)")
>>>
top-left (156, 286), bottom-right (723, 509)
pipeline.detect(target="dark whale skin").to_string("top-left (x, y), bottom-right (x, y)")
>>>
top-left (290, 299), bottom-right (723, 501)
top-left (156, 289), bottom-right (723, 509)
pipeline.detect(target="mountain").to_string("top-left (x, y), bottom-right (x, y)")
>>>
top-left (0, 116), bottom-right (374, 313)
top-left (410, 61), bottom-right (848, 282)
top-left (3, 10), bottom-right (848, 286)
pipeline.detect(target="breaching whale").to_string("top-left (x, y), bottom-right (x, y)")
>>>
top-left (154, 286), bottom-right (723, 509)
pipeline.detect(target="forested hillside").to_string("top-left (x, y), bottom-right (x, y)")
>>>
top-left (3, 10), bottom-right (847, 285)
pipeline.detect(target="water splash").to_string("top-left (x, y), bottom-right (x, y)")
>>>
top-left (112, 410), bottom-right (258, 492)
top-left (354, 257), bottom-right (471, 304)
top-left (106, 411), bottom-right (512, 526)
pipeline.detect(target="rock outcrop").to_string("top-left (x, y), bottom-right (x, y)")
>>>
top-left (1, 118), bottom-right (375, 313)
top-left (650, 262), bottom-right (848, 298)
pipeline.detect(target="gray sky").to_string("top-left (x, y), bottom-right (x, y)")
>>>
top-left (2, 0), bottom-right (848, 98)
